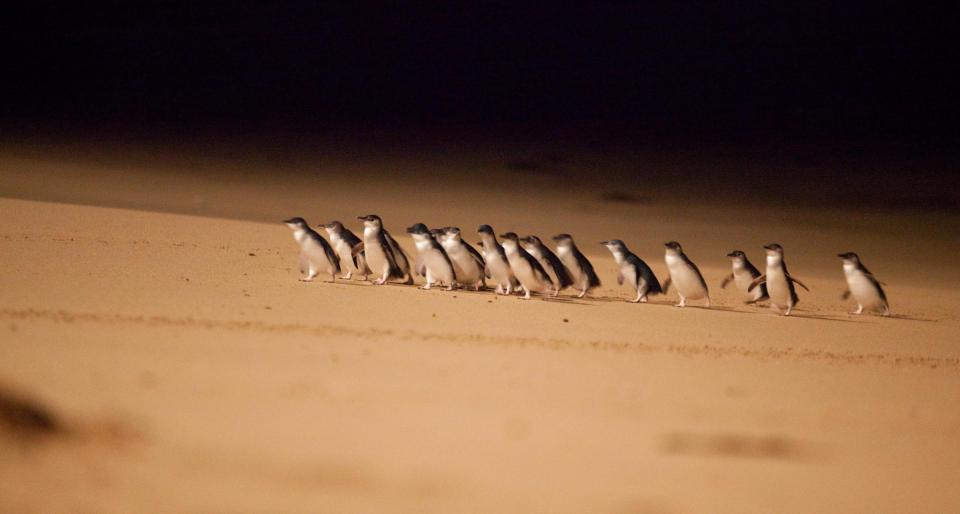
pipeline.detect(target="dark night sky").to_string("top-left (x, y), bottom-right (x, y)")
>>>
top-left (2, 2), bottom-right (958, 147)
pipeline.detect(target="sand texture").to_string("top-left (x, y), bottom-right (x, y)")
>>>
top-left (1, 148), bottom-right (959, 513)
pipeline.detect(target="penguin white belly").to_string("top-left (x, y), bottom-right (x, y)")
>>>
top-left (423, 251), bottom-right (454, 283)
top-left (447, 248), bottom-right (481, 283)
top-left (364, 240), bottom-right (391, 274)
top-left (621, 264), bottom-right (638, 289)
top-left (334, 241), bottom-right (356, 271)
top-left (667, 260), bottom-right (705, 299)
top-left (511, 259), bottom-right (548, 292)
top-left (734, 271), bottom-right (764, 300)
top-left (766, 267), bottom-right (791, 306)
top-left (303, 241), bottom-right (333, 272)
top-left (487, 255), bottom-right (512, 284)
top-left (847, 270), bottom-right (884, 308)
top-left (733, 270), bottom-right (753, 293)
top-left (515, 266), bottom-right (546, 291)
top-left (557, 249), bottom-right (583, 284)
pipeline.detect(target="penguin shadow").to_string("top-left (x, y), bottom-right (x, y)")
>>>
top-left (539, 296), bottom-right (597, 306)
top-left (766, 309), bottom-right (864, 324)
top-left (868, 314), bottom-right (940, 323)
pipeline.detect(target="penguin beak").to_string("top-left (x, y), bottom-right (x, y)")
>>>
top-left (599, 240), bottom-right (609, 245)
top-left (726, 252), bottom-right (736, 257)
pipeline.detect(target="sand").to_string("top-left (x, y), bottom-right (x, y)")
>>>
top-left (1, 146), bottom-right (959, 513)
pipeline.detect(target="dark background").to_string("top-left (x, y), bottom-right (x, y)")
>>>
top-left (2, 2), bottom-right (958, 206)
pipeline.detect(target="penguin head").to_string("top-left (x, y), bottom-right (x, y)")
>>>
top-left (763, 243), bottom-right (784, 255)
top-left (601, 239), bottom-right (626, 252)
top-left (763, 243), bottom-right (784, 263)
top-left (283, 217), bottom-right (308, 229)
top-left (499, 232), bottom-right (520, 248)
top-left (837, 252), bottom-right (860, 264)
top-left (520, 235), bottom-right (542, 248)
top-left (406, 223), bottom-right (430, 235)
top-left (552, 234), bottom-right (574, 247)
top-left (727, 250), bottom-right (746, 262)
top-left (429, 227), bottom-right (446, 242)
top-left (477, 225), bottom-right (496, 242)
top-left (323, 221), bottom-right (345, 233)
top-left (357, 214), bottom-right (383, 229)
top-left (664, 241), bottom-right (683, 254)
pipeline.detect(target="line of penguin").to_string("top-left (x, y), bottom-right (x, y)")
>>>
top-left (283, 215), bottom-right (891, 317)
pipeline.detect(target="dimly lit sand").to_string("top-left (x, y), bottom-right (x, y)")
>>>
top-left (1, 147), bottom-right (959, 513)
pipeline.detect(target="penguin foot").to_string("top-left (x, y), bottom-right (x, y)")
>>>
top-left (578, 290), bottom-right (587, 298)
top-left (299, 277), bottom-right (314, 282)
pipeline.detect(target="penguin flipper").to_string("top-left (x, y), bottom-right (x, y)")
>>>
top-left (720, 273), bottom-right (734, 289)
top-left (351, 242), bottom-right (365, 256)
top-left (574, 250), bottom-right (601, 287)
top-left (465, 242), bottom-right (486, 269)
top-left (662, 275), bottom-right (671, 294)
top-left (377, 232), bottom-right (405, 279)
top-left (747, 274), bottom-right (766, 292)
top-left (788, 275), bottom-right (810, 291)
top-left (548, 253), bottom-right (574, 288)
top-left (841, 289), bottom-right (851, 300)
top-left (617, 271), bottom-right (624, 285)
top-left (383, 231), bottom-right (412, 274)
top-left (319, 239), bottom-right (341, 274)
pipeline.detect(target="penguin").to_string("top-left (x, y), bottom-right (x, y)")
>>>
top-left (601, 240), bottom-right (662, 302)
top-left (721, 250), bottom-right (768, 303)
top-left (440, 227), bottom-right (486, 290)
top-left (748, 244), bottom-right (809, 316)
top-left (322, 220), bottom-right (370, 280)
top-left (520, 235), bottom-right (573, 296)
top-left (499, 232), bottom-right (555, 299)
top-left (407, 223), bottom-right (456, 290)
top-left (662, 241), bottom-right (710, 307)
top-left (838, 252), bottom-right (890, 316)
top-left (283, 217), bottom-right (340, 282)
top-left (356, 214), bottom-right (412, 285)
top-left (553, 234), bottom-right (601, 298)
top-left (478, 224), bottom-right (519, 295)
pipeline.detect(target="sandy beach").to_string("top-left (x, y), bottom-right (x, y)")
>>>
top-left (1, 144), bottom-right (959, 513)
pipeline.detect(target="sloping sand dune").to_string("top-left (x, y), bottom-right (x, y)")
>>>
top-left (1, 150), bottom-right (959, 513)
